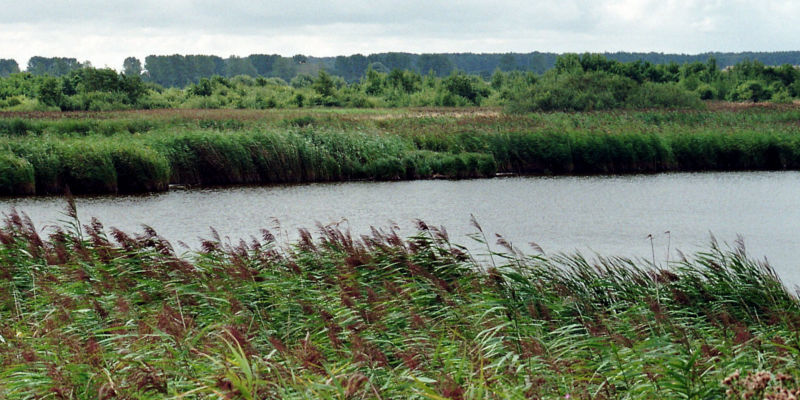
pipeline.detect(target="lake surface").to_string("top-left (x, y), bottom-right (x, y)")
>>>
top-left (2, 172), bottom-right (799, 288)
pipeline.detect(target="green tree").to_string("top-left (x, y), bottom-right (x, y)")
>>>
top-left (289, 74), bottom-right (312, 89)
top-left (730, 80), bottom-right (770, 102)
top-left (554, 54), bottom-right (583, 74)
top-left (0, 59), bottom-right (20, 77)
top-left (80, 68), bottom-right (121, 92)
top-left (37, 76), bottom-right (64, 107)
top-left (122, 57), bottom-right (142, 76)
top-left (27, 56), bottom-right (82, 76)
top-left (189, 78), bottom-right (214, 96)
top-left (313, 70), bottom-right (336, 97)
top-left (225, 56), bottom-right (257, 77)
top-left (364, 68), bottom-right (385, 95)
top-left (417, 54), bottom-right (454, 77)
top-left (443, 72), bottom-right (489, 105)
top-left (499, 54), bottom-right (517, 71)
top-left (387, 69), bottom-right (420, 93)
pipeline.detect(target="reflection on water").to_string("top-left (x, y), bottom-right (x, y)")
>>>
top-left (3, 172), bottom-right (800, 287)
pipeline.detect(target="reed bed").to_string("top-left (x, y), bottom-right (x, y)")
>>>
top-left (1, 107), bottom-right (800, 195)
top-left (0, 207), bottom-right (799, 399)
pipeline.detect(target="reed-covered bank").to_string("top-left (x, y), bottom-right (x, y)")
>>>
top-left (1, 105), bottom-right (800, 195)
top-left (0, 208), bottom-right (799, 399)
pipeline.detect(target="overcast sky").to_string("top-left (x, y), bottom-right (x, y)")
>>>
top-left (0, 0), bottom-right (797, 70)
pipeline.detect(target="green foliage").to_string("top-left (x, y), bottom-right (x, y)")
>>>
top-left (5, 53), bottom-right (800, 111)
top-left (109, 143), bottom-right (170, 192)
top-left (0, 107), bottom-right (799, 195)
top-left (0, 59), bottom-right (20, 78)
top-left (442, 72), bottom-right (490, 105)
top-left (627, 82), bottom-right (704, 109)
top-left (59, 141), bottom-right (119, 193)
top-left (510, 71), bottom-right (637, 112)
top-left (0, 151), bottom-right (34, 194)
top-left (189, 78), bottom-right (214, 96)
top-left (36, 77), bottom-right (63, 107)
top-left (289, 73), bottom-right (314, 89)
top-left (312, 70), bottom-right (336, 97)
top-left (730, 80), bottom-right (772, 102)
top-left (26, 56), bottom-right (82, 76)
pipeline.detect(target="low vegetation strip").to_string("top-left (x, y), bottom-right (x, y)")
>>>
top-left (1, 106), bottom-right (800, 195)
top-left (0, 208), bottom-right (798, 398)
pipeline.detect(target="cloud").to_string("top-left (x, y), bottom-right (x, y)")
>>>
top-left (0, 0), bottom-right (797, 70)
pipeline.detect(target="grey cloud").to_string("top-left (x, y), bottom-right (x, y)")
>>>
top-left (1, 0), bottom-right (600, 34)
top-left (0, 0), bottom-right (797, 69)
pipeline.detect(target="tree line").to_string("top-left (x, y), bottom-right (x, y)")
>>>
top-left (2, 51), bottom-right (800, 85)
top-left (0, 53), bottom-right (799, 112)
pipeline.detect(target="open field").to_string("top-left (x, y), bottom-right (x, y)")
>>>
top-left (0, 207), bottom-right (799, 398)
top-left (1, 105), bottom-right (800, 195)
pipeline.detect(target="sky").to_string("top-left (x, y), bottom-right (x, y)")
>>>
top-left (0, 0), bottom-right (797, 70)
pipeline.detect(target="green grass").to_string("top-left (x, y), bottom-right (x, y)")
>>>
top-left (0, 208), bottom-right (799, 399)
top-left (1, 106), bottom-right (800, 195)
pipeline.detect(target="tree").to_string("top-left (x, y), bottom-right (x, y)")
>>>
top-left (363, 67), bottom-right (384, 95)
top-left (382, 53), bottom-right (412, 71)
top-left (27, 56), bottom-right (82, 76)
top-left (292, 54), bottom-right (308, 64)
top-left (313, 70), bottom-right (336, 97)
top-left (225, 56), bottom-right (257, 77)
top-left (37, 77), bottom-right (64, 107)
top-left (0, 59), bottom-right (20, 77)
top-left (443, 72), bottom-right (489, 105)
top-left (554, 54), bottom-right (583, 74)
top-left (119, 74), bottom-right (147, 104)
top-left (417, 54), bottom-right (454, 77)
top-left (271, 57), bottom-right (297, 82)
top-left (499, 54), bottom-right (517, 71)
top-left (122, 57), bottom-right (142, 76)
top-left (290, 74), bottom-right (314, 88)
top-left (80, 68), bottom-right (121, 92)
top-left (386, 69), bottom-right (420, 93)
top-left (730, 80), bottom-right (770, 102)
top-left (189, 78), bottom-right (214, 96)
top-left (248, 54), bottom-right (280, 76)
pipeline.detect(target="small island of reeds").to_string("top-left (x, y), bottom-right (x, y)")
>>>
top-left (1, 103), bottom-right (800, 196)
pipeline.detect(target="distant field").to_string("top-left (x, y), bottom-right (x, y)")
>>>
top-left (1, 104), bottom-right (800, 195)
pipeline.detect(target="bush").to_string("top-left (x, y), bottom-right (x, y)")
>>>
top-left (442, 73), bottom-right (490, 105)
top-left (729, 80), bottom-right (771, 102)
top-left (508, 71), bottom-right (636, 112)
top-left (695, 83), bottom-right (718, 100)
top-left (626, 82), bottom-right (704, 109)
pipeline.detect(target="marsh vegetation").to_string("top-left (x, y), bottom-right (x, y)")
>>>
top-left (0, 207), bottom-right (799, 398)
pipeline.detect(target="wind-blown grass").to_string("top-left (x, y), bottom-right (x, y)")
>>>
top-left (0, 208), bottom-right (799, 399)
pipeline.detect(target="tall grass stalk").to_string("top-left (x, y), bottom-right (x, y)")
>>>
top-left (0, 209), bottom-right (799, 398)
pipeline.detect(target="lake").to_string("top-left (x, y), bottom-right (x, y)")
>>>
top-left (3, 171), bottom-right (799, 288)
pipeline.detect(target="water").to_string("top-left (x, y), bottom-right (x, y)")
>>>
top-left (3, 172), bottom-right (800, 287)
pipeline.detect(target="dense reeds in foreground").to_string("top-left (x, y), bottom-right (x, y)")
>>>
top-left (2, 105), bottom-right (800, 195)
top-left (1, 208), bottom-right (799, 399)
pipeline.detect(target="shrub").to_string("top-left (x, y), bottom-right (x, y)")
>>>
top-left (729, 80), bottom-right (771, 102)
top-left (626, 82), bottom-right (704, 109)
